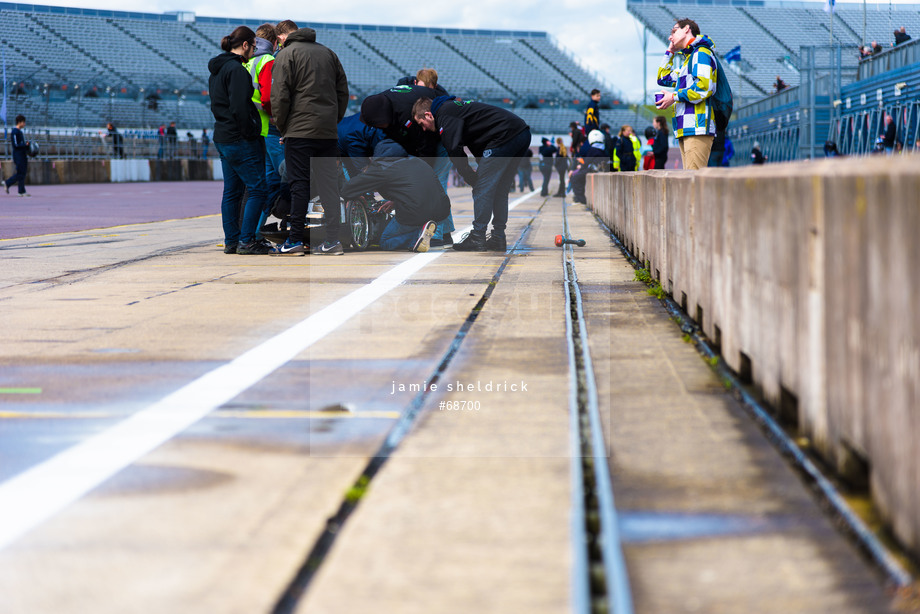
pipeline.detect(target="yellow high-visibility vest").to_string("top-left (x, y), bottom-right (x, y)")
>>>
top-left (243, 53), bottom-right (273, 137)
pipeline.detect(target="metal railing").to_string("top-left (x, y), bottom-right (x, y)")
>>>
top-left (1, 130), bottom-right (215, 161)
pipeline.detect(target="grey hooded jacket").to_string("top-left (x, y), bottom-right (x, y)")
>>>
top-left (270, 28), bottom-right (349, 139)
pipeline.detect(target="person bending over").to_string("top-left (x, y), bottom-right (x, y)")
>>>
top-left (413, 96), bottom-right (530, 252)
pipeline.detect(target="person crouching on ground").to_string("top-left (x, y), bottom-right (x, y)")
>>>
top-left (655, 18), bottom-right (718, 170)
top-left (413, 96), bottom-right (531, 252)
top-left (339, 140), bottom-right (449, 252)
top-left (570, 129), bottom-right (608, 204)
top-left (208, 26), bottom-right (271, 254)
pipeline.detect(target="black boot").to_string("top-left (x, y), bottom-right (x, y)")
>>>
top-left (485, 233), bottom-right (507, 252)
top-left (453, 231), bottom-right (487, 252)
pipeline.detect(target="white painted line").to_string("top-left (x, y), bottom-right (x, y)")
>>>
top-left (0, 190), bottom-right (540, 551)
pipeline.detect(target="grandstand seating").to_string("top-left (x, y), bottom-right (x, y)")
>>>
top-left (0, 2), bottom-right (616, 132)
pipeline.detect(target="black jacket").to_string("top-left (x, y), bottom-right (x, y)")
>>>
top-left (360, 85), bottom-right (440, 157)
top-left (616, 137), bottom-right (637, 172)
top-left (432, 97), bottom-right (528, 183)
top-left (652, 129), bottom-right (669, 169)
top-left (883, 121), bottom-right (897, 148)
top-left (584, 100), bottom-right (600, 133)
top-left (340, 155), bottom-right (450, 227)
top-left (208, 52), bottom-right (261, 143)
top-left (10, 127), bottom-right (29, 163)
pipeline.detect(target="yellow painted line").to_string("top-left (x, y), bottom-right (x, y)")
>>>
top-left (0, 411), bottom-right (112, 419)
top-left (0, 409), bottom-right (400, 420)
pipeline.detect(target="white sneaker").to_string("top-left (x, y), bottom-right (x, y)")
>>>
top-left (412, 221), bottom-right (437, 253)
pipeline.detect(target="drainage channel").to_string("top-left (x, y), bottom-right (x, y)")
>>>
top-left (561, 202), bottom-right (634, 614)
top-left (271, 200), bottom-right (547, 614)
top-left (593, 213), bottom-right (914, 591)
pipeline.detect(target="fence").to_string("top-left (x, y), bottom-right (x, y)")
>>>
top-left (1, 130), bottom-right (214, 161)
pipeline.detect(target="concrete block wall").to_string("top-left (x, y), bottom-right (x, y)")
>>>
top-left (1, 160), bottom-right (217, 184)
top-left (587, 156), bottom-right (920, 559)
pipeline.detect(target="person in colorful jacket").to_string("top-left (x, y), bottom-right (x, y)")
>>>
top-left (654, 18), bottom-right (717, 170)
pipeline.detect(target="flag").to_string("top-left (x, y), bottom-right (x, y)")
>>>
top-left (724, 45), bottom-right (742, 64)
top-left (824, 0), bottom-right (835, 13)
top-left (0, 49), bottom-right (7, 126)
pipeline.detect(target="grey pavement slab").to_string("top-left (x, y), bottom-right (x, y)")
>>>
top-left (299, 196), bottom-right (573, 614)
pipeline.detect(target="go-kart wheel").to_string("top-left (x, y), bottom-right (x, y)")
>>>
top-left (347, 201), bottom-right (370, 251)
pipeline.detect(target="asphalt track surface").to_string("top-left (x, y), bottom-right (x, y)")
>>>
top-left (0, 181), bottom-right (906, 613)
top-left (0, 181), bottom-right (220, 239)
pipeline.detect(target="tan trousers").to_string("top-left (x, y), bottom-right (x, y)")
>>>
top-left (678, 135), bottom-right (715, 170)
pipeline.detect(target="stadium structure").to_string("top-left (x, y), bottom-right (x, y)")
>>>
top-left (629, 0), bottom-right (920, 162)
top-left (0, 2), bottom-right (646, 144)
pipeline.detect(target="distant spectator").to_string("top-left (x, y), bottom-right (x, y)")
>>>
top-left (641, 126), bottom-right (656, 170)
top-left (859, 45), bottom-right (872, 59)
top-left (871, 41), bottom-right (883, 54)
top-left (751, 141), bottom-right (766, 164)
top-left (186, 131), bottom-right (196, 156)
top-left (600, 123), bottom-right (616, 162)
top-left (554, 137), bottom-right (568, 196)
top-left (570, 129), bottom-right (607, 204)
top-left (275, 20), bottom-right (298, 50)
top-left (823, 140), bottom-right (841, 157)
top-left (882, 114), bottom-right (897, 153)
top-left (106, 122), bottom-right (125, 158)
top-left (894, 27), bottom-right (911, 45)
top-left (569, 121), bottom-right (585, 154)
top-left (166, 122), bottom-right (178, 158)
top-left (538, 137), bottom-right (557, 196)
top-left (4, 114), bottom-right (31, 197)
top-left (613, 125), bottom-right (640, 172)
top-left (722, 136), bottom-right (734, 166)
top-left (201, 128), bottom-right (210, 158)
top-left (157, 125), bottom-right (165, 159)
top-left (584, 88), bottom-right (601, 133)
top-left (517, 148), bottom-right (534, 192)
top-left (652, 115), bottom-right (669, 169)
top-left (774, 76), bottom-right (788, 93)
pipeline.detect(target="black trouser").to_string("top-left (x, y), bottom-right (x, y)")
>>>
top-left (539, 161), bottom-right (553, 195)
top-left (5, 153), bottom-right (28, 194)
top-left (554, 159), bottom-right (567, 194)
top-left (284, 137), bottom-right (340, 244)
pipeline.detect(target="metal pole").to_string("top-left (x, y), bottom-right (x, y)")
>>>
top-left (643, 26), bottom-right (648, 107)
top-left (862, 0), bottom-right (867, 47)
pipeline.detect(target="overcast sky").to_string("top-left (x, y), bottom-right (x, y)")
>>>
top-left (26, 0), bottom-right (914, 104)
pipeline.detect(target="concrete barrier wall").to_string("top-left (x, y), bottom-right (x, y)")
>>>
top-left (1, 159), bottom-right (218, 184)
top-left (587, 156), bottom-right (920, 559)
